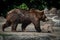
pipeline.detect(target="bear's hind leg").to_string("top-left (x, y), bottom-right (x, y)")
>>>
top-left (21, 22), bottom-right (31, 32)
top-left (2, 21), bottom-right (11, 31)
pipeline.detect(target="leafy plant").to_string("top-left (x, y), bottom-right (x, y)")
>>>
top-left (17, 3), bottom-right (29, 10)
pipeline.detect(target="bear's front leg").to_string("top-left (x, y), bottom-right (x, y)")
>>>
top-left (32, 20), bottom-right (41, 32)
top-left (11, 22), bottom-right (18, 32)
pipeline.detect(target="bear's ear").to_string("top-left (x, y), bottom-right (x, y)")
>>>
top-left (36, 10), bottom-right (44, 13)
top-left (41, 10), bottom-right (44, 13)
top-left (30, 8), bottom-right (36, 12)
top-left (40, 10), bottom-right (44, 15)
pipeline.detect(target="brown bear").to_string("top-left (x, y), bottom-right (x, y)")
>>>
top-left (2, 8), bottom-right (48, 32)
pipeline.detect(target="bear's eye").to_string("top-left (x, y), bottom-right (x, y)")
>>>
top-left (42, 15), bottom-right (46, 19)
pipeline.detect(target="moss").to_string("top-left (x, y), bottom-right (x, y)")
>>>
top-left (0, 33), bottom-right (12, 36)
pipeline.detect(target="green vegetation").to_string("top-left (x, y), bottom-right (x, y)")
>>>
top-left (17, 3), bottom-right (29, 10)
top-left (0, 34), bottom-right (12, 36)
top-left (0, 0), bottom-right (60, 17)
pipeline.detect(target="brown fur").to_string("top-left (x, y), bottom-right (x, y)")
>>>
top-left (2, 8), bottom-right (48, 32)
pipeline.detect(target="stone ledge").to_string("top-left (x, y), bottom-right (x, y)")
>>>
top-left (0, 32), bottom-right (60, 40)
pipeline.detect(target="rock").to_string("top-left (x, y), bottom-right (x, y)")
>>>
top-left (49, 8), bottom-right (57, 15)
top-left (0, 16), bottom-right (6, 22)
top-left (41, 23), bottom-right (54, 33)
top-left (51, 16), bottom-right (60, 27)
top-left (57, 10), bottom-right (60, 17)
top-left (0, 32), bottom-right (60, 40)
top-left (44, 8), bottom-right (49, 14)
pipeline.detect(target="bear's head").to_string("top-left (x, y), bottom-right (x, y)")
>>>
top-left (39, 10), bottom-right (48, 22)
top-left (32, 9), bottom-right (49, 22)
